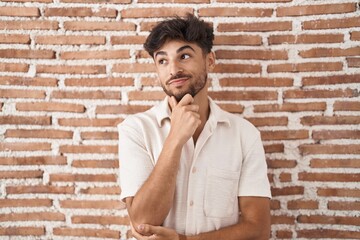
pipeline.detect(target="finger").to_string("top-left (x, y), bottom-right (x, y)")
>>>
top-left (178, 94), bottom-right (193, 106)
top-left (184, 104), bottom-right (199, 113)
top-left (138, 224), bottom-right (163, 236)
top-left (168, 96), bottom-right (178, 110)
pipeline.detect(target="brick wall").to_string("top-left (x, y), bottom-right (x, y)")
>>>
top-left (0, 0), bottom-right (359, 239)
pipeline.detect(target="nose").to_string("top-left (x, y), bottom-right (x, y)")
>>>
top-left (169, 61), bottom-right (183, 76)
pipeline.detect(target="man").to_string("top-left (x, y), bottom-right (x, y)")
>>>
top-left (118, 14), bottom-right (272, 240)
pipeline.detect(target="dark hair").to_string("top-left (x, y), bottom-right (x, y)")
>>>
top-left (144, 13), bottom-right (214, 58)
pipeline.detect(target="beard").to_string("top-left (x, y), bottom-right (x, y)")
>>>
top-left (161, 69), bottom-right (208, 102)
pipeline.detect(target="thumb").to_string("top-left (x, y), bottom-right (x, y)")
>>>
top-left (168, 96), bottom-right (178, 110)
top-left (137, 224), bottom-right (163, 235)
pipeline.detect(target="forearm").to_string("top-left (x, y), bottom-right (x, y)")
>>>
top-left (129, 136), bottom-right (183, 227)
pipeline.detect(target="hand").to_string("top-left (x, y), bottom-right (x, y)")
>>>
top-left (168, 94), bottom-right (201, 146)
top-left (130, 222), bottom-right (183, 240)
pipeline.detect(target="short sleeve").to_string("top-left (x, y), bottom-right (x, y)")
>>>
top-left (238, 134), bottom-right (271, 198)
top-left (118, 119), bottom-right (154, 202)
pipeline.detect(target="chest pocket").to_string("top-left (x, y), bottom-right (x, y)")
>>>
top-left (204, 167), bottom-right (239, 218)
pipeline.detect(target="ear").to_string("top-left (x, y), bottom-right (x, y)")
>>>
top-left (206, 51), bottom-right (216, 72)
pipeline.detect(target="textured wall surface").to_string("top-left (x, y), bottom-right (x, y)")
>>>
top-left (0, 0), bottom-right (359, 239)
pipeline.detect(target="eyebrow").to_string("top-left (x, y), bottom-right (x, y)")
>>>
top-left (154, 45), bottom-right (196, 58)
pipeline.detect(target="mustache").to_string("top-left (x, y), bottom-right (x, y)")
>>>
top-left (166, 73), bottom-right (192, 85)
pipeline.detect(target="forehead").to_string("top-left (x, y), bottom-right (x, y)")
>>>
top-left (155, 39), bottom-right (201, 55)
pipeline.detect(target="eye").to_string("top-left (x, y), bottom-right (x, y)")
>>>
top-left (181, 54), bottom-right (190, 60)
top-left (158, 59), bottom-right (167, 65)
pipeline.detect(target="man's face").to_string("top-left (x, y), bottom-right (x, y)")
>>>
top-left (153, 40), bottom-right (214, 102)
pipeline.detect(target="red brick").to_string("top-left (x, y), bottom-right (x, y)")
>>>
top-left (261, 130), bottom-right (308, 140)
top-left (64, 21), bottom-right (134, 31)
top-left (50, 173), bottom-right (117, 182)
top-left (298, 215), bottom-right (359, 226)
top-left (61, 0), bottom-right (129, 2)
top-left (212, 91), bottom-right (278, 101)
top-left (0, 20), bottom-right (58, 30)
top-left (214, 64), bottom-right (261, 73)
top-left (299, 172), bottom-right (360, 182)
top-left (79, 186), bottom-right (121, 195)
top-left (277, 3), bottom-right (356, 17)
top-left (300, 47), bottom-right (360, 58)
top-left (51, 90), bottom-right (120, 100)
top-left (264, 144), bottom-right (284, 153)
top-left (72, 215), bottom-right (128, 225)
top-left (6, 129), bottom-right (73, 139)
top-left (218, 21), bottom-right (292, 32)
top-left (218, 0), bottom-right (291, 2)
top-left (0, 170), bottom-right (43, 179)
top-left (199, 7), bottom-right (272, 17)
top-left (288, 200), bottom-right (318, 209)
top-left (284, 88), bottom-right (357, 99)
top-left (0, 89), bottom-right (45, 99)
top-left (3, 0), bottom-right (52, 2)
top-left (96, 105), bottom-right (151, 114)
top-left (310, 159), bottom-right (360, 168)
top-left (220, 77), bottom-right (292, 87)
top-left (37, 65), bottom-right (106, 74)
top-left (271, 186), bottom-right (304, 196)
top-left (301, 116), bottom-right (360, 125)
top-left (60, 50), bottom-right (129, 60)
top-left (138, 0), bottom-right (207, 2)
top-left (318, 188), bottom-right (360, 198)
top-left (59, 145), bottom-right (117, 154)
top-left (298, 229), bottom-right (360, 239)
top-left (58, 118), bottom-right (122, 127)
top-left (45, 8), bottom-right (116, 17)
top-left (268, 34), bottom-right (344, 45)
top-left (351, 31), bottom-right (360, 40)
top-left (279, 173), bottom-right (292, 182)
top-left (16, 102), bottom-right (85, 113)
top-left (36, 35), bottom-right (105, 45)
top-left (128, 91), bottom-right (166, 101)
top-left (121, 8), bottom-right (192, 18)
top-left (0, 7), bottom-right (40, 17)
top-left (0, 76), bottom-right (57, 86)
top-left (6, 185), bottom-right (74, 194)
top-left (0, 227), bottom-right (45, 236)
top-left (141, 77), bottom-right (158, 87)
top-left (347, 57), bottom-right (360, 67)
top-left (0, 34), bottom-right (30, 44)
top-left (267, 159), bottom-right (297, 168)
top-left (65, 77), bottom-right (133, 87)
top-left (0, 156), bottom-right (66, 165)
top-left (53, 227), bottom-right (120, 239)
top-left (271, 215), bottom-right (295, 224)
top-left (135, 50), bottom-right (151, 59)
top-left (81, 131), bottom-right (118, 140)
top-left (303, 16), bottom-right (360, 30)
top-left (0, 116), bottom-right (51, 125)
top-left (111, 35), bottom-right (147, 45)
top-left (218, 103), bottom-right (244, 114)
top-left (300, 144), bottom-right (360, 155)
top-left (216, 49), bottom-right (287, 60)
top-left (313, 130), bottom-right (360, 140)
top-left (268, 62), bottom-right (343, 73)
top-left (254, 102), bottom-right (326, 112)
top-left (0, 63), bottom-right (29, 72)
top-left (276, 231), bottom-right (293, 239)
top-left (0, 142), bottom-right (51, 152)
top-left (0, 212), bottom-right (65, 221)
top-left (328, 201), bottom-right (360, 211)
top-left (60, 200), bottom-right (125, 209)
top-left (113, 63), bottom-right (155, 73)
top-left (0, 199), bottom-right (52, 208)
top-left (214, 35), bottom-right (262, 46)
top-left (302, 74), bottom-right (360, 86)
top-left (334, 101), bottom-right (360, 111)
top-left (140, 21), bottom-right (158, 32)
top-left (72, 159), bottom-right (119, 168)
top-left (246, 117), bottom-right (288, 126)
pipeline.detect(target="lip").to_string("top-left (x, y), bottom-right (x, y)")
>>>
top-left (168, 77), bottom-right (189, 87)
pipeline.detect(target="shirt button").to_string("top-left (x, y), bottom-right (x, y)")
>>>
top-left (192, 167), bottom-right (196, 173)
top-left (189, 201), bottom-right (194, 206)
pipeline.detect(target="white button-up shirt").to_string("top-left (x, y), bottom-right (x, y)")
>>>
top-left (118, 97), bottom-right (271, 236)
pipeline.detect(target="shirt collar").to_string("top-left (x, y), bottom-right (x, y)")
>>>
top-left (154, 97), bottom-right (231, 128)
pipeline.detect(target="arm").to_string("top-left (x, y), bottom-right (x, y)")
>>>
top-left (126, 94), bottom-right (201, 229)
top-left (132, 196), bottom-right (271, 240)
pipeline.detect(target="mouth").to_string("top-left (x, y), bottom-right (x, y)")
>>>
top-left (168, 77), bottom-right (189, 86)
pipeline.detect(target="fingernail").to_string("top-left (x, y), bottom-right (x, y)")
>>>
top-left (138, 224), bottom-right (144, 231)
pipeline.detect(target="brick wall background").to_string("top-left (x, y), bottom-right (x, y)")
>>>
top-left (0, 0), bottom-right (359, 239)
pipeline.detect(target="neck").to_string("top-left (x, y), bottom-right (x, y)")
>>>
top-left (193, 88), bottom-right (210, 123)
